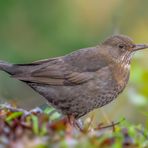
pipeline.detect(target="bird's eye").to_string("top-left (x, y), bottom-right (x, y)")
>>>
top-left (118, 44), bottom-right (125, 49)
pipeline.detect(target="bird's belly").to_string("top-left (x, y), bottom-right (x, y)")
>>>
top-left (95, 86), bottom-right (119, 108)
top-left (28, 77), bottom-right (124, 118)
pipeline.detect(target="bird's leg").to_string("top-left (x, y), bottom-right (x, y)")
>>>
top-left (67, 115), bottom-right (75, 125)
top-left (74, 119), bottom-right (83, 132)
top-left (65, 115), bottom-right (83, 136)
top-left (65, 115), bottom-right (75, 137)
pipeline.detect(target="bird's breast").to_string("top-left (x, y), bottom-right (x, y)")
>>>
top-left (94, 64), bottom-right (130, 95)
top-left (91, 65), bottom-right (130, 108)
top-left (111, 63), bottom-right (130, 94)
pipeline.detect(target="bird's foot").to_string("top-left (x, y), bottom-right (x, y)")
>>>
top-left (65, 115), bottom-right (83, 137)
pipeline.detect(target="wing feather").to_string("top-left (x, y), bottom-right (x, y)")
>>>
top-left (12, 46), bottom-right (106, 85)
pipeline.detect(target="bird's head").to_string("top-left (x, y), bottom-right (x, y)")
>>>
top-left (102, 35), bottom-right (148, 65)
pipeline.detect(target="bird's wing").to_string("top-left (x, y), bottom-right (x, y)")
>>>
top-left (13, 47), bottom-right (107, 85)
top-left (13, 58), bottom-right (94, 85)
top-left (14, 72), bottom-right (93, 85)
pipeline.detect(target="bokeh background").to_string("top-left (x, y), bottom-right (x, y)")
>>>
top-left (0, 0), bottom-right (148, 125)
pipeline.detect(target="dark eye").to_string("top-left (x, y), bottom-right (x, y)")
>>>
top-left (118, 44), bottom-right (125, 49)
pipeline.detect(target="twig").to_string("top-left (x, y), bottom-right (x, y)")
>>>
top-left (95, 118), bottom-right (125, 131)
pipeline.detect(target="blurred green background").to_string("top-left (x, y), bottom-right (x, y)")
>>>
top-left (0, 0), bottom-right (148, 124)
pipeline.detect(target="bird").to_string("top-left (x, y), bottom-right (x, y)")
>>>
top-left (0, 35), bottom-right (147, 119)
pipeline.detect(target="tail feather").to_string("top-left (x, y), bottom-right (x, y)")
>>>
top-left (0, 60), bottom-right (15, 75)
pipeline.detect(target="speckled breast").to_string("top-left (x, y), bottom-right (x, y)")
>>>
top-left (94, 64), bottom-right (130, 108)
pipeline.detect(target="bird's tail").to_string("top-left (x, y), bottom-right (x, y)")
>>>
top-left (0, 60), bottom-right (15, 75)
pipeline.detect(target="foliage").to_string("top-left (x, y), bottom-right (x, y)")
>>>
top-left (0, 104), bottom-right (148, 148)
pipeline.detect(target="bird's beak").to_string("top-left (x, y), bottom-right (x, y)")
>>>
top-left (133, 44), bottom-right (148, 51)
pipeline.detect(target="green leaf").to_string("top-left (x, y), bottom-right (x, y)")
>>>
top-left (5, 111), bottom-right (23, 123)
top-left (31, 115), bottom-right (39, 135)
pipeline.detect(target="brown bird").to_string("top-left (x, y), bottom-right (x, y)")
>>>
top-left (0, 35), bottom-right (148, 119)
